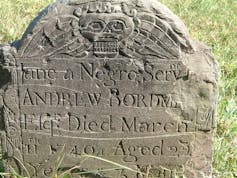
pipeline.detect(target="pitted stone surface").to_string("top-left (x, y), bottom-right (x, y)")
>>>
top-left (0, 0), bottom-right (218, 177)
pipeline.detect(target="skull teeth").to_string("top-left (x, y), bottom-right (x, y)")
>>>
top-left (93, 41), bottom-right (118, 53)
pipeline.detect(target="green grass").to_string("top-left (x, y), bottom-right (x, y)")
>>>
top-left (0, 0), bottom-right (237, 177)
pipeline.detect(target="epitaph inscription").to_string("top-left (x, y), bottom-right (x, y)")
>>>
top-left (0, 0), bottom-right (218, 177)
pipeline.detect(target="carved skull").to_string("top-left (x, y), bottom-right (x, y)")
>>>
top-left (79, 13), bottom-right (134, 58)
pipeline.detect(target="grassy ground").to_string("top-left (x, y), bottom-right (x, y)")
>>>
top-left (0, 0), bottom-right (237, 177)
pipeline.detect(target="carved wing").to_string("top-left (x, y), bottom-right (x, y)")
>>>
top-left (120, 12), bottom-right (194, 59)
top-left (18, 17), bottom-right (92, 58)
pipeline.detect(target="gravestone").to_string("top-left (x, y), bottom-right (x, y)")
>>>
top-left (0, 0), bottom-right (219, 177)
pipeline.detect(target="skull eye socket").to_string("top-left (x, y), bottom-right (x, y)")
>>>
top-left (88, 21), bottom-right (104, 32)
top-left (110, 21), bottom-right (125, 33)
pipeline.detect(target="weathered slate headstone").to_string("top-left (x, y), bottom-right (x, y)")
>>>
top-left (0, 0), bottom-right (219, 177)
